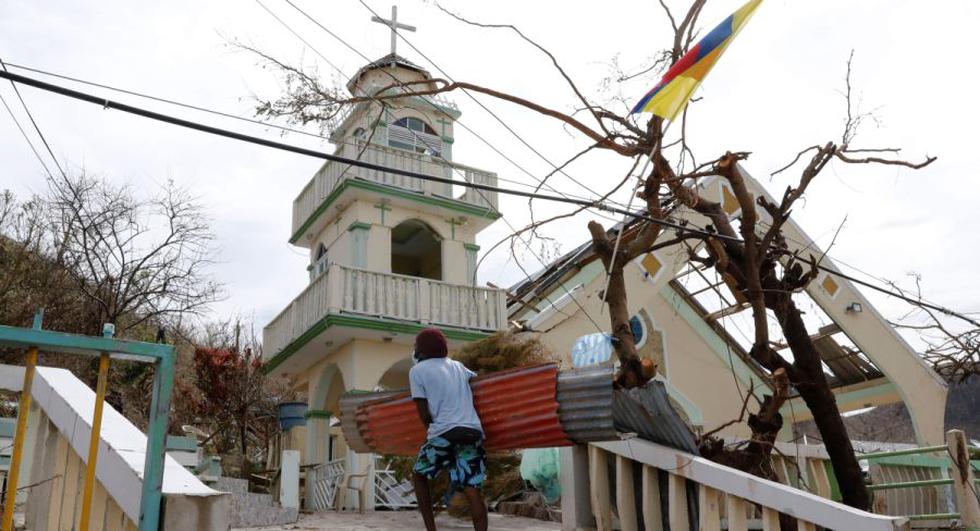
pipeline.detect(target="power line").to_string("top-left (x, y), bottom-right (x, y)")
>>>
top-left (0, 91), bottom-right (54, 179)
top-left (281, 0), bottom-right (629, 219)
top-left (0, 59), bottom-right (66, 178)
top-left (0, 59), bottom-right (574, 199)
top-left (1, 61), bottom-right (331, 142)
top-left (354, 0), bottom-right (624, 212)
top-left (4, 67), bottom-right (975, 329)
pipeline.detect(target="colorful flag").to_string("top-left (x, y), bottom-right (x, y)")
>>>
top-left (632, 0), bottom-right (762, 120)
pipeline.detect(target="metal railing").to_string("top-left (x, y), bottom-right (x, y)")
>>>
top-left (0, 310), bottom-right (177, 531)
top-left (264, 263), bottom-right (507, 358)
top-left (291, 141), bottom-right (498, 237)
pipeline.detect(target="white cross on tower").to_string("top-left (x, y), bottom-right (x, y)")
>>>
top-left (371, 5), bottom-right (417, 56)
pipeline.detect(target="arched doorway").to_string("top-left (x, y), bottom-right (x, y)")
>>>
top-left (308, 366), bottom-right (346, 465)
top-left (377, 358), bottom-right (414, 391)
top-left (391, 219), bottom-right (442, 280)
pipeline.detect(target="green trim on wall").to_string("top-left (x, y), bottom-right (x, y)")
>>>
top-left (290, 179), bottom-right (502, 244)
top-left (463, 243), bottom-right (481, 252)
top-left (441, 136), bottom-right (454, 144)
top-left (304, 409), bottom-right (333, 419)
top-left (262, 313), bottom-right (492, 374)
top-left (347, 221), bottom-right (371, 232)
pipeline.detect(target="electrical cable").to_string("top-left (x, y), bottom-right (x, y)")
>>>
top-left (353, 0), bottom-right (627, 212)
top-left (0, 59), bottom-right (66, 178)
top-left (2, 60), bottom-right (331, 142)
top-left (281, 0), bottom-right (630, 219)
top-left (0, 58), bottom-right (583, 199)
top-left (4, 67), bottom-right (975, 329)
top-left (0, 90), bottom-right (55, 179)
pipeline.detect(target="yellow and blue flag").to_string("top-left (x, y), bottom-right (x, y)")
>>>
top-left (632, 0), bottom-right (762, 120)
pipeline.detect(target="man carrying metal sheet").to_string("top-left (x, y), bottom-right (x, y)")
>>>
top-left (410, 327), bottom-right (488, 531)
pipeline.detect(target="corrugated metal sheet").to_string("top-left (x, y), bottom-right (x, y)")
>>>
top-left (344, 363), bottom-right (576, 456)
top-left (474, 363), bottom-right (570, 451)
top-left (339, 391), bottom-right (397, 454)
top-left (556, 365), bottom-right (616, 443)
top-left (357, 393), bottom-right (423, 455)
top-left (613, 381), bottom-right (699, 454)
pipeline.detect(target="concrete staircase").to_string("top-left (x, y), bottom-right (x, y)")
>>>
top-left (213, 477), bottom-right (298, 528)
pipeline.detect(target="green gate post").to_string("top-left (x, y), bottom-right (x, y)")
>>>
top-left (138, 351), bottom-right (175, 531)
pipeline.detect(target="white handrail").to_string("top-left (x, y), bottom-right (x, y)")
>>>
top-left (592, 438), bottom-right (909, 531)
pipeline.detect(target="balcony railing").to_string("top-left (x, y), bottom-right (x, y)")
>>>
top-left (292, 142), bottom-right (499, 238)
top-left (263, 263), bottom-right (507, 359)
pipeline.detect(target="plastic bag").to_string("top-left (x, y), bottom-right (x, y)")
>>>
top-left (519, 447), bottom-right (561, 503)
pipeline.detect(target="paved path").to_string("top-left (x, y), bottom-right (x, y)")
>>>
top-left (235, 511), bottom-right (561, 531)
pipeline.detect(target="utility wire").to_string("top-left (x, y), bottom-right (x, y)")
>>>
top-left (2, 61), bottom-right (330, 142)
top-left (0, 91), bottom-right (54, 179)
top-left (0, 59), bottom-right (578, 199)
top-left (354, 0), bottom-right (623, 211)
top-left (1, 59), bottom-right (66, 178)
top-left (4, 68), bottom-right (976, 329)
top-left (282, 0), bottom-right (629, 219)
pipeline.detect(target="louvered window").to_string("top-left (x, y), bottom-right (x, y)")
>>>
top-left (388, 117), bottom-right (441, 156)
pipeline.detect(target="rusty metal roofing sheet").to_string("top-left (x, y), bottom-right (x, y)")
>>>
top-left (556, 365), bottom-right (616, 443)
top-left (613, 381), bottom-right (699, 454)
top-left (339, 390), bottom-right (397, 454)
top-left (474, 363), bottom-right (570, 451)
top-left (346, 363), bottom-right (575, 456)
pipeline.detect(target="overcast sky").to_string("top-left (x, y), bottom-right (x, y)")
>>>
top-left (2, 0), bottom-right (977, 344)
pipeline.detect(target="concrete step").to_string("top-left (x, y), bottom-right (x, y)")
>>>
top-left (214, 477), bottom-right (298, 528)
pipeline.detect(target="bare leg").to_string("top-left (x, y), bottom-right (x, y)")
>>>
top-left (413, 472), bottom-right (437, 531)
top-left (462, 486), bottom-right (488, 531)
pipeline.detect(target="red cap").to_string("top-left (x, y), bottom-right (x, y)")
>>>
top-left (415, 327), bottom-right (448, 358)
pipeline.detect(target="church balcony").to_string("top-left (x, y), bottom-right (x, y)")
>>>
top-left (262, 263), bottom-right (507, 374)
top-left (290, 141), bottom-right (501, 246)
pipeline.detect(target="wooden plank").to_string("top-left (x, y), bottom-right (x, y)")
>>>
top-left (616, 456), bottom-right (638, 531)
top-left (47, 434), bottom-right (69, 529)
top-left (667, 473), bottom-right (689, 531)
top-left (698, 485), bottom-right (721, 531)
top-left (807, 458), bottom-right (830, 498)
top-left (589, 446), bottom-right (613, 531)
top-left (761, 507), bottom-right (780, 531)
top-left (59, 449), bottom-right (80, 531)
top-left (726, 495), bottom-right (748, 531)
top-left (89, 482), bottom-right (108, 531)
top-left (594, 439), bottom-right (908, 531)
top-left (641, 465), bottom-right (663, 531)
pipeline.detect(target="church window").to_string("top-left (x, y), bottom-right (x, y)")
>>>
top-left (391, 219), bottom-right (442, 280)
top-left (630, 315), bottom-right (646, 348)
top-left (388, 117), bottom-right (441, 156)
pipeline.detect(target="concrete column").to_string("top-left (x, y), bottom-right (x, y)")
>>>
top-left (560, 445), bottom-right (594, 531)
top-left (280, 450), bottom-right (301, 510)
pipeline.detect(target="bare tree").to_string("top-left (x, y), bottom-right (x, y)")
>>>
top-left (45, 171), bottom-right (222, 336)
top-left (245, 1), bottom-right (936, 510)
top-left (892, 274), bottom-right (980, 383)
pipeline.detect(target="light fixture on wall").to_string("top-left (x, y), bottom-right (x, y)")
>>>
top-left (845, 302), bottom-right (863, 314)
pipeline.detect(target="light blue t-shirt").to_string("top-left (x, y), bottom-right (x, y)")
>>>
top-left (409, 357), bottom-right (483, 439)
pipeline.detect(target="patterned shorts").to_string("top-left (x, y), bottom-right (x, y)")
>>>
top-left (413, 433), bottom-right (487, 489)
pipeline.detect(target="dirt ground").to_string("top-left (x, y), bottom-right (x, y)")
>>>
top-left (234, 511), bottom-right (562, 531)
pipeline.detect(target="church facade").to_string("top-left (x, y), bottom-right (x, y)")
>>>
top-left (261, 51), bottom-right (507, 499)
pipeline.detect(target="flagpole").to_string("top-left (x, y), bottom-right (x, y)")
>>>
top-left (599, 120), bottom-right (673, 317)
